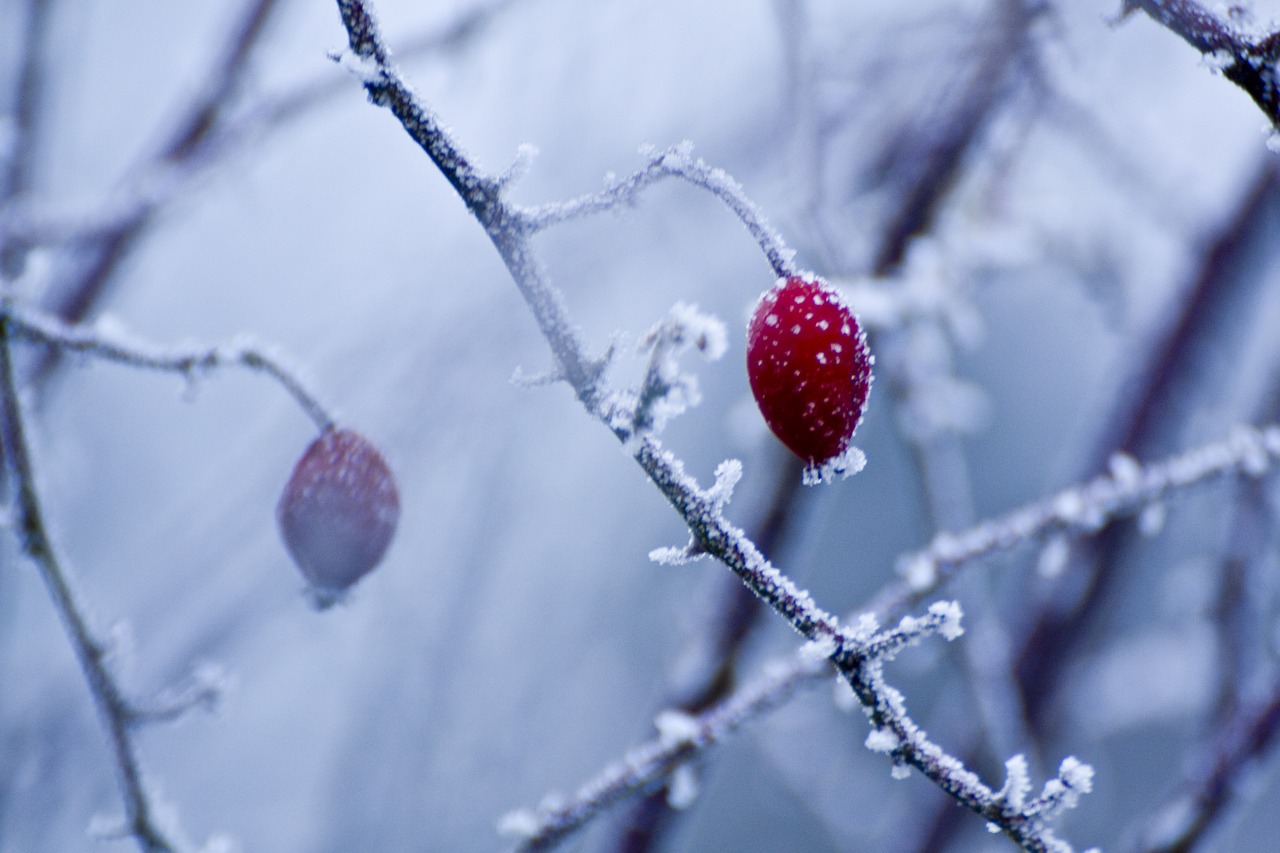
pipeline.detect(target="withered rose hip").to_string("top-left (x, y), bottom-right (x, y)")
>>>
top-left (277, 428), bottom-right (400, 597)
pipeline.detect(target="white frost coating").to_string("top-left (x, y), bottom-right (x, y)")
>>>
top-left (928, 600), bottom-right (964, 641)
top-left (890, 763), bottom-right (911, 780)
top-left (667, 301), bottom-right (728, 361)
top-left (851, 612), bottom-right (881, 642)
top-left (496, 808), bottom-right (540, 839)
top-left (665, 764), bottom-right (699, 810)
top-left (332, 48), bottom-right (387, 85)
top-left (799, 635), bottom-right (838, 663)
top-left (1137, 501), bottom-right (1167, 536)
top-left (802, 444), bottom-right (867, 486)
top-left (648, 543), bottom-right (701, 565)
top-left (1267, 128), bottom-right (1280, 154)
top-left (631, 302), bottom-right (728, 437)
top-left (865, 727), bottom-right (900, 753)
top-left (706, 459), bottom-right (742, 508)
top-left (1000, 754), bottom-right (1032, 809)
top-left (1037, 536), bottom-right (1071, 580)
top-left (1036, 756), bottom-right (1095, 820)
top-left (1108, 451), bottom-right (1143, 489)
top-left (898, 553), bottom-right (938, 591)
top-left (654, 709), bottom-right (701, 746)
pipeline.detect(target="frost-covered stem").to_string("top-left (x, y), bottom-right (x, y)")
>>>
top-left (4, 301), bottom-right (335, 431)
top-left (0, 318), bottom-right (178, 853)
top-left (1119, 0), bottom-right (1280, 126)
top-left (505, 651), bottom-right (828, 850)
top-left (606, 451), bottom-right (803, 852)
top-left (875, 424), bottom-right (1280, 613)
top-left (521, 145), bottom-right (796, 278)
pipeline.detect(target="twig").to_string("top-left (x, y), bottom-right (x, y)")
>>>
top-left (0, 317), bottom-right (181, 852)
top-left (4, 301), bottom-right (335, 431)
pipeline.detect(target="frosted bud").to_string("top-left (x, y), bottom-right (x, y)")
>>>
top-left (277, 428), bottom-right (400, 602)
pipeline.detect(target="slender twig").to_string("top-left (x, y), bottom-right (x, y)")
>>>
top-left (332, 4), bottom-right (1096, 850)
top-left (0, 317), bottom-right (180, 852)
top-left (4, 301), bottom-right (335, 431)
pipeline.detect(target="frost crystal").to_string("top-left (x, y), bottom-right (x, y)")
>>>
top-left (865, 728), bottom-right (901, 753)
top-left (1138, 501), bottom-right (1167, 536)
top-left (496, 808), bottom-right (540, 839)
top-left (799, 634), bottom-right (838, 663)
top-left (801, 444), bottom-right (867, 486)
top-left (928, 600), bottom-right (964, 641)
top-left (654, 709), bottom-right (701, 746)
top-left (666, 764), bottom-right (699, 810)
top-left (1000, 754), bottom-right (1031, 809)
top-left (898, 553), bottom-right (938, 591)
top-left (1037, 536), bottom-right (1070, 579)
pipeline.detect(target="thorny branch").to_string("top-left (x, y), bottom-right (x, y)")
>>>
top-left (332, 2), bottom-right (1098, 850)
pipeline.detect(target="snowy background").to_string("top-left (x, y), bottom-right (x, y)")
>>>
top-left (3, 0), bottom-right (1280, 850)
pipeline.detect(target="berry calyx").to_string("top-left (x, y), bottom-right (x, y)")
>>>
top-left (277, 427), bottom-right (400, 603)
top-left (746, 274), bottom-right (872, 484)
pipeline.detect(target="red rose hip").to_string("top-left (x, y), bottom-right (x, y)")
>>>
top-left (746, 275), bottom-right (872, 483)
top-left (277, 427), bottom-right (400, 600)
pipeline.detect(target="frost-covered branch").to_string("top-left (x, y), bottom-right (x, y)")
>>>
top-left (499, 645), bottom-right (830, 850)
top-left (333, 6), bottom-right (1099, 849)
top-left (878, 424), bottom-right (1280, 611)
top-left (510, 421), bottom-right (1280, 847)
top-left (1119, 0), bottom-right (1280, 131)
top-left (519, 141), bottom-right (797, 279)
top-left (0, 318), bottom-right (184, 853)
top-left (508, 602), bottom-right (1094, 853)
top-left (3, 300), bottom-right (335, 431)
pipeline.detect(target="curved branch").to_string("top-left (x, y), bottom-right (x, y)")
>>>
top-left (0, 318), bottom-right (180, 852)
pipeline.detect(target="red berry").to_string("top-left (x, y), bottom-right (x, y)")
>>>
top-left (746, 275), bottom-right (872, 481)
top-left (277, 428), bottom-right (400, 599)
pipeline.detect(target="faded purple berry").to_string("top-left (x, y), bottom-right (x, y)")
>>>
top-left (277, 428), bottom-right (400, 598)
